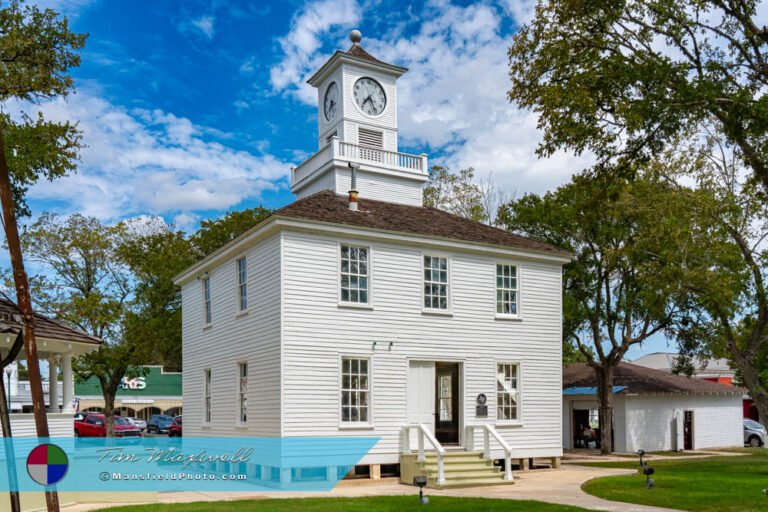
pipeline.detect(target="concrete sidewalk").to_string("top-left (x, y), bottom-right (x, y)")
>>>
top-left (59, 465), bottom-right (681, 512)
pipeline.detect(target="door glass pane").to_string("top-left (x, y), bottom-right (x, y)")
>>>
top-left (439, 374), bottom-right (452, 421)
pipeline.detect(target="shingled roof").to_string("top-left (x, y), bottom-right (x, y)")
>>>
top-left (346, 43), bottom-right (382, 63)
top-left (0, 298), bottom-right (101, 345)
top-left (563, 362), bottom-right (742, 395)
top-left (273, 191), bottom-right (571, 258)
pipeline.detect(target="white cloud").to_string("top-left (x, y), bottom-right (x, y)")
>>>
top-left (178, 14), bottom-right (216, 41)
top-left (32, 0), bottom-right (98, 18)
top-left (17, 92), bottom-right (290, 221)
top-left (270, 0), bottom-right (591, 196)
top-left (191, 15), bottom-right (216, 39)
top-left (269, 0), bottom-right (361, 103)
top-left (498, 0), bottom-right (538, 26)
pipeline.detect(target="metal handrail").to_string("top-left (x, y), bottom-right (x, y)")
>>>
top-left (401, 424), bottom-right (446, 485)
top-left (465, 424), bottom-right (514, 481)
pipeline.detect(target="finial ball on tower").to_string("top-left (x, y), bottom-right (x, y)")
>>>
top-left (349, 30), bottom-right (362, 44)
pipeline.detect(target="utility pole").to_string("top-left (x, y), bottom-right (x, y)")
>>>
top-left (0, 124), bottom-right (60, 511)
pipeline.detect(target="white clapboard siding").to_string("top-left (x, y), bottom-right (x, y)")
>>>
top-left (621, 394), bottom-right (742, 452)
top-left (10, 413), bottom-right (72, 437)
top-left (341, 65), bottom-right (398, 151)
top-left (297, 171), bottom-right (336, 199)
top-left (280, 230), bottom-right (563, 462)
top-left (181, 232), bottom-right (282, 437)
top-left (336, 168), bottom-right (423, 206)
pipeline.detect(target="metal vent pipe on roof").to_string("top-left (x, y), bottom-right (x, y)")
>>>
top-left (348, 162), bottom-right (360, 211)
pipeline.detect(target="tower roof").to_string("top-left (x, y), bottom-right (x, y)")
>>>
top-left (307, 30), bottom-right (407, 86)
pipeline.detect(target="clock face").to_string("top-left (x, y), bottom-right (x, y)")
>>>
top-left (323, 82), bottom-right (340, 121)
top-left (354, 77), bottom-right (386, 116)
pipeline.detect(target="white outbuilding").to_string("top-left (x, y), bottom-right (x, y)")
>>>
top-left (563, 362), bottom-right (743, 453)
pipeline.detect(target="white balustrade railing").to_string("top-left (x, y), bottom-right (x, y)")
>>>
top-left (401, 424), bottom-right (446, 485)
top-left (465, 424), bottom-right (514, 481)
top-left (291, 137), bottom-right (427, 187)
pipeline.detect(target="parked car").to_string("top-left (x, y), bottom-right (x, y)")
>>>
top-left (147, 414), bottom-right (174, 434)
top-left (126, 417), bottom-right (147, 431)
top-left (74, 413), bottom-right (142, 437)
top-left (744, 418), bottom-right (766, 447)
top-left (168, 416), bottom-right (182, 437)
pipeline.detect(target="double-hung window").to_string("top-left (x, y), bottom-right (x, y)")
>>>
top-left (202, 277), bottom-right (212, 324)
top-left (203, 369), bottom-right (212, 423)
top-left (423, 255), bottom-right (449, 310)
top-left (238, 362), bottom-right (248, 423)
top-left (341, 357), bottom-right (370, 423)
top-left (496, 362), bottom-right (519, 422)
top-left (237, 257), bottom-right (248, 311)
top-left (340, 245), bottom-right (369, 304)
top-left (496, 264), bottom-right (519, 316)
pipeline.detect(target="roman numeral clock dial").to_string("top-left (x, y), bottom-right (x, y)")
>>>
top-left (354, 77), bottom-right (386, 116)
top-left (323, 81), bottom-right (339, 121)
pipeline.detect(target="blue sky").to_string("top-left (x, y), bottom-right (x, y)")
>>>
top-left (21, 0), bottom-right (672, 359)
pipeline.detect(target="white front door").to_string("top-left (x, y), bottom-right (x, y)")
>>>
top-left (407, 360), bottom-right (435, 432)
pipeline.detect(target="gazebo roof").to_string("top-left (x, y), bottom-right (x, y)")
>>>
top-left (0, 297), bottom-right (101, 358)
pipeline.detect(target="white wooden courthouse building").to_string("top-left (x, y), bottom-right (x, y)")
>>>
top-left (176, 31), bottom-right (571, 488)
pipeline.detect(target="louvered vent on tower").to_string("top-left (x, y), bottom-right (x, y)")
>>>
top-left (358, 128), bottom-right (383, 149)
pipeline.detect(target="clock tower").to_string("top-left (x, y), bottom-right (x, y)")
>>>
top-left (290, 30), bottom-right (428, 206)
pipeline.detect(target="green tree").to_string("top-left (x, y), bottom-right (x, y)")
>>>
top-left (423, 166), bottom-right (509, 225)
top-left (655, 139), bottom-right (768, 421)
top-left (508, 0), bottom-right (768, 192)
top-left (499, 172), bottom-right (701, 453)
top-left (19, 213), bottom-right (146, 437)
top-left (191, 206), bottom-right (272, 258)
top-left (118, 223), bottom-right (195, 372)
top-left (0, 3), bottom-right (85, 510)
top-left (423, 166), bottom-right (484, 222)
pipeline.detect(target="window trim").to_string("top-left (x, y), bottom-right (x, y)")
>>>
top-left (495, 360), bottom-right (522, 426)
top-left (201, 276), bottom-right (212, 327)
top-left (236, 361), bottom-right (248, 426)
top-left (421, 253), bottom-right (452, 314)
top-left (337, 242), bottom-right (373, 308)
top-left (203, 368), bottom-right (212, 426)
top-left (338, 354), bottom-right (374, 428)
top-left (236, 256), bottom-right (248, 313)
top-left (494, 262), bottom-right (521, 320)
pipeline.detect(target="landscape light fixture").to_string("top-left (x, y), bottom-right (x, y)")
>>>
top-left (636, 449), bottom-right (655, 489)
top-left (413, 475), bottom-right (429, 505)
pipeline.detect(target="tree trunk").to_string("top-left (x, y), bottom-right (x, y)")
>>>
top-left (734, 354), bottom-right (768, 423)
top-left (103, 387), bottom-right (116, 438)
top-left (595, 364), bottom-right (615, 455)
top-left (0, 374), bottom-right (21, 512)
top-left (0, 121), bottom-right (59, 511)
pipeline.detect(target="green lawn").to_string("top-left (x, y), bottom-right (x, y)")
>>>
top-left (581, 448), bottom-right (768, 512)
top-left (98, 496), bottom-right (591, 512)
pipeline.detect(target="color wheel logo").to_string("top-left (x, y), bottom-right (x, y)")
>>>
top-left (27, 444), bottom-right (69, 486)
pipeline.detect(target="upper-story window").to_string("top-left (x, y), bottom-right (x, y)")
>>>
top-left (423, 255), bottom-right (449, 310)
top-left (340, 245), bottom-right (369, 304)
top-left (202, 276), bottom-right (212, 324)
top-left (237, 257), bottom-right (248, 311)
top-left (496, 264), bottom-right (519, 316)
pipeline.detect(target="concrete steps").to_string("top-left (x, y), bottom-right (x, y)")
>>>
top-left (400, 450), bottom-right (514, 489)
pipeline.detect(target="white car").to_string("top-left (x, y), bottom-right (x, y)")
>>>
top-left (126, 417), bottom-right (147, 431)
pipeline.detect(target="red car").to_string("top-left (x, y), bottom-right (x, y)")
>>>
top-left (74, 413), bottom-right (142, 437)
top-left (168, 416), bottom-right (182, 437)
